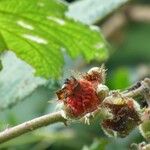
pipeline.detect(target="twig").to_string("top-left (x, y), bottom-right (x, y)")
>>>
top-left (101, 13), bottom-right (127, 38)
top-left (126, 5), bottom-right (150, 23)
top-left (123, 78), bottom-right (150, 105)
top-left (0, 78), bottom-right (149, 144)
top-left (101, 5), bottom-right (150, 38)
top-left (0, 111), bottom-right (66, 144)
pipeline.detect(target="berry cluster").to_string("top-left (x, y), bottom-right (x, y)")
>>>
top-left (56, 66), bottom-right (142, 138)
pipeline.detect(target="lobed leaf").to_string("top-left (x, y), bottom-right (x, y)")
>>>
top-left (0, 0), bottom-right (108, 78)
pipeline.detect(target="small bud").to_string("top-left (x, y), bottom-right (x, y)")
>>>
top-left (142, 144), bottom-right (150, 150)
top-left (101, 96), bottom-right (141, 137)
top-left (131, 142), bottom-right (150, 150)
top-left (83, 65), bottom-right (106, 86)
top-left (97, 84), bottom-right (109, 101)
top-left (87, 67), bottom-right (101, 74)
top-left (139, 108), bottom-right (150, 141)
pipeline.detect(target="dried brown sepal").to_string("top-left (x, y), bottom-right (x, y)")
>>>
top-left (101, 97), bottom-right (141, 137)
top-left (56, 88), bottom-right (67, 100)
top-left (56, 77), bottom-right (79, 101)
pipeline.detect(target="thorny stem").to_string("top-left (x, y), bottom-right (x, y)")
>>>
top-left (0, 78), bottom-right (149, 144)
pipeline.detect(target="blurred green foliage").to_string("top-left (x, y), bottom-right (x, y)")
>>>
top-left (107, 67), bottom-right (130, 90)
top-left (108, 23), bottom-right (150, 67)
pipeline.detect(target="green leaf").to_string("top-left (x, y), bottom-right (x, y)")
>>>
top-left (0, 0), bottom-right (108, 79)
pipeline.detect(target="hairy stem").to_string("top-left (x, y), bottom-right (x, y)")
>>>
top-left (0, 111), bottom-right (66, 144)
top-left (123, 78), bottom-right (150, 105)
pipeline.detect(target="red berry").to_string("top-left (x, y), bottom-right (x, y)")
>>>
top-left (56, 66), bottom-right (107, 119)
top-left (56, 77), bottom-right (101, 118)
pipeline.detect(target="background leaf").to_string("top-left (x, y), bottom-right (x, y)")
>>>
top-left (0, 51), bottom-right (47, 110)
top-left (66, 0), bottom-right (129, 24)
top-left (0, 0), bottom-right (108, 79)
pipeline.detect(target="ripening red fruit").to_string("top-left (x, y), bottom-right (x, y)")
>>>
top-left (57, 77), bottom-right (100, 118)
top-left (56, 66), bottom-right (106, 119)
